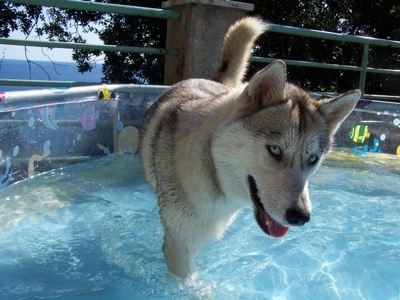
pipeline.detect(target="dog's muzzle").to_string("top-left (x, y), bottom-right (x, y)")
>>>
top-left (248, 175), bottom-right (289, 238)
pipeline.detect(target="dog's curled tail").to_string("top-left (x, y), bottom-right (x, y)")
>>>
top-left (214, 17), bottom-right (267, 87)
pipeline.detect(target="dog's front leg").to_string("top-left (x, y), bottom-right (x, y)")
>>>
top-left (163, 230), bottom-right (194, 279)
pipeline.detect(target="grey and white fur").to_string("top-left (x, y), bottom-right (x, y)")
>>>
top-left (139, 17), bottom-right (361, 279)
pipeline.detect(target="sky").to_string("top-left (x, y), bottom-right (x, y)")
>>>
top-left (2, 29), bottom-right (103, 62)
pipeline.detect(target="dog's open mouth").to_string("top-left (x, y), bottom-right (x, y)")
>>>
top-left (248, 175), bottom-right (289, 238)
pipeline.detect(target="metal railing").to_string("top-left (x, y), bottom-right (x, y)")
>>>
top-left (1, 0), bottom-right (180, 19)
top-left (0, 0), bottom-right (399, 101)
top-left (252, 24), bottom-right (400, 101)
top-left (0, 0), bottom-right (179, 88)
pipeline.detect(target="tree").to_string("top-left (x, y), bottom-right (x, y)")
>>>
top-left (1, 0), bottom-right (399, 95)
top-left (244, 0), bottom-right (400, 95)
top-left (98, 2), bottom-right (166, 84)
top-left (0, 2), bottom-right (42, 37)
top-left (0, 0), bottom-right (166, 84)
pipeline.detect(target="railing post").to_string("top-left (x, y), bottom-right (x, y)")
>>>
top-left (359, 44), bottom-right (369, 95)
top-left (162, 0), bottom-right (254, 85)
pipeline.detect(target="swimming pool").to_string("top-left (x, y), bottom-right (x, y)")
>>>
top-left (0, 86), bottom-right (399, 299)
top-left (1, 152), bottom-right (399, 299)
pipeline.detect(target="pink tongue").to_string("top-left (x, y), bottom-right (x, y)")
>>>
top-left (266, 213), bottom-right (289, 238)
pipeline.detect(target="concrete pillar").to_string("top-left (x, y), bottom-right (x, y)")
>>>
top-left (162, 0), bottom-right (254, 85)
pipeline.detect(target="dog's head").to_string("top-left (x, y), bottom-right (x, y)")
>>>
top-left (213, 60), bottom-right (360, 237)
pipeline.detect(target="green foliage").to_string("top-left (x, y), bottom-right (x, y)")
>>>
top-left (244, 0), bottom-right (400, 94)
top-left (99, 1), bottom-right (166, 84)
top-left (0, 2), bottom-right (42, 37)
top-left (0, 0), bottom-right (165, 84)
top-left (1, 0), bottom-right (399, 94)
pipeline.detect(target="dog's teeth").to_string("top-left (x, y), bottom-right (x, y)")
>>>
top-left (266, 220), bottom-right (269, 226)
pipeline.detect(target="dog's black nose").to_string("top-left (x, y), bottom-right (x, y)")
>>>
top-left (286, 208), bottom-right (310, 226)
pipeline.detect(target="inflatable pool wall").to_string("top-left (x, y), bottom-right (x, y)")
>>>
top-left (0, 85), bottom-right (165, 187)
top-left (0, 86), bottom-right (399, 188)
top-left (335, 99), bottom-right (400, 156)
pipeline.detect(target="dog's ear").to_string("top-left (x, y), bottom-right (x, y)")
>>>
top-left (318, 90), bottom-right (361, 133)
top-left (234, 60), bottom-right (287, 118)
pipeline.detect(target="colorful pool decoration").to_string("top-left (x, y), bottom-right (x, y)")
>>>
top-left (117, 125), bottom-right (139, 154)
top-left (39, 105), bottom-right (60, 131)
top-left (98, 85), bottom-right (117, 100)
top-left (334, 98), bottom-right (400, 156)
top-left (348, 125), bottom-right (370, 143)
top-left (0, 156), bottom-right (12, 189)
top-left (80, 104), bottom-right (98, 131)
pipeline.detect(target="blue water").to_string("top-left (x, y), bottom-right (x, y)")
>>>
top-left (0, 153), bottom-right (399, 299)
top-left (0, 59), bottom-right (103, 91)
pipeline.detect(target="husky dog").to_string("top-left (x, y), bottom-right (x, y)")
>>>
top-left (139, 17), bottom-right (361, 279)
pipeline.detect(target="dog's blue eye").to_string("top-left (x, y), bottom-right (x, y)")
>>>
top-left (309, 154), bottom-right (319, 165)
top-left (268, 145), bottom-right (282, 157)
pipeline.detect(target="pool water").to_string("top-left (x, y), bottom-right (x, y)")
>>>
top-left (0, 152), bottom-right (399, 299)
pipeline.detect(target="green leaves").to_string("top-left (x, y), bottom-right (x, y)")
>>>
top-left (247, 0), bottom-right (400, 95)
top-left (0, 3), bottom-right (41, 37)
